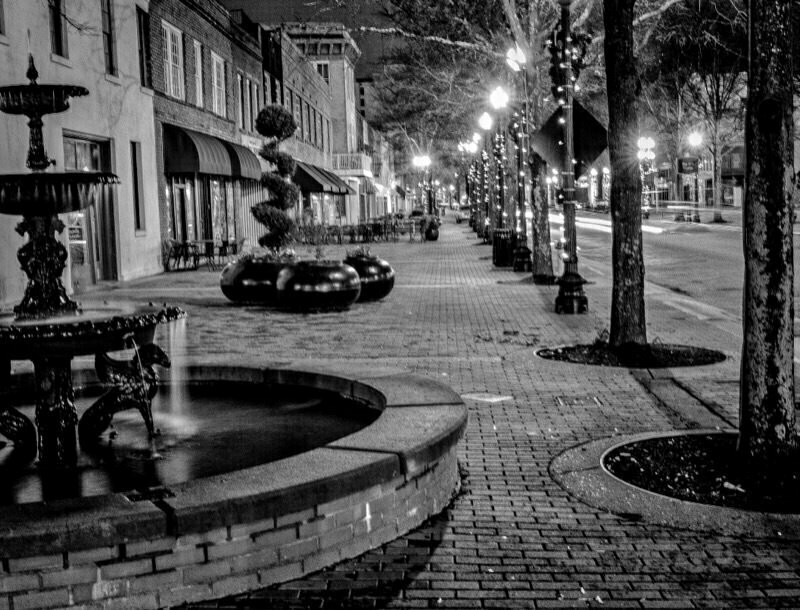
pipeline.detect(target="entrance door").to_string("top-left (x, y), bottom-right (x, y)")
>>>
top-left (63, 136), bottom-right (117, 291)
top-left (170, 181), bottom-right (196, 242)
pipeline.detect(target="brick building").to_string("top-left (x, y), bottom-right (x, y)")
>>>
top-left (148, 0), bottom-right (265, 260)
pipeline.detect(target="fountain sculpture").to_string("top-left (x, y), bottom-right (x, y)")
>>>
top-left (0, 56), bottom-right (183, 469)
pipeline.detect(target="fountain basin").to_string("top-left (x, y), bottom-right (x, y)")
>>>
top-left (0, 363), bottom-right (467, 608)
top-left (0, 303), bottom-right (184, 359)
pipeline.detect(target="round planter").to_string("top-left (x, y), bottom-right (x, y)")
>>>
top-left (344, 254), bottom-right (395, 302)
top-left (425, 225), bottom-right (439, 241)
top-left (220, 257), bottom-right (293, 305)
top-left (276, 260), bottom-right (361, 311)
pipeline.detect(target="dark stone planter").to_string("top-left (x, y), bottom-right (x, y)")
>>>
top-left (344, 254), bottom-right (395, 302)
top-left (220, 257), bottom-right (293, 305)
top-left (276, 260), bottom-right (361, 311)
top-left (425, 225), bottom-right (439, 241)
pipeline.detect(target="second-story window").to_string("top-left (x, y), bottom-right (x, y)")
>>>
top-left (237, 74), bottom-right (244, 129)
top-left (251, 83), bottom-right (259, 132)
top-left (161, 21), bottom-right (184, 100)
top-left (1, 0), bottom-right (6, 36)
top-left (314, 62), bottom-right (330, 85)
top-left (211, 52), bottom-right (226, 117)
top-left (193, 41), bottom-right (203, 107)
top-left (136, 8), bottom-right (152, 88)
top-left (50, 0), bottom-right (68, 58)
top-left (101, 0), bottom-right (116, 75)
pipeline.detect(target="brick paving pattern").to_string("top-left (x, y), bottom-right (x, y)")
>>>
top-left (79, 216), bottom-right (800, 609)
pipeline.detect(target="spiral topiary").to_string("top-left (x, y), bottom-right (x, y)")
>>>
top-left (252, 104), bottom-right (300, 252)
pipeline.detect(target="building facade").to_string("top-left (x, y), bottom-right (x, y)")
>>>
top-left (148, 0), bottom-right (264, 263)
top-left (0, 0), bottom-right (163, 306)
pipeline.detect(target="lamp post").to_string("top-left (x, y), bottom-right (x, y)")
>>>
top-left (478, 111), bottom-right (494, 241)
top-left (412, 154), bottom-right (432, 214)
top-left (637, 136), bottom-right (655, 211)
top-left (489, 86), bottom-right (509, 230)
top-left (506, 44), bottom-right (532, 271)
top-left (688, 131), bottom-right (702, 222)
top-left (554, 0), bottom-right (587, 314)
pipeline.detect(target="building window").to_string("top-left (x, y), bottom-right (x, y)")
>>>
top-left (307, 43), bottom-right (318, 55)
top-left (101, 0), bottom-right (116, 75)
top-left (331, 43), bottom-right (342, 55)
top-left (211, 52), bottom-right (226, 117)
top-left (295, 98), bottom-right (303, 138)
top-left (136, 8), bottom-right (152, 88)
top-left (251, 83), bottom-right (259, 131)
top-left (193, 40), bottom-right (203, 107)
top-left (319, 43), bottom-right (330, 55)
top-left (50, 0), bottom-right (68, 58)
top-left (314, 62), bottom-right (330, 85)
top-left (161, 21), bottom-right (184, 99)
top-left (131, 142), bottom-right (145, 231)
top-left (237, 73), bottom-right (244, 128)
top-left (305, 104), bottom-right (311, 143)
top-left (0, 0), bottom-right (6, 35)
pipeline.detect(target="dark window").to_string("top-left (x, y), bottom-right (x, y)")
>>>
top-left (307, 43), bottom-right (318, 55)
top-left (131, 142), bottom-right (145, 231)
top-left (0, 0), bottom-right (6, 36)
top-left (331, 43), bottom-right (342, 54)
top-left (101, 0), bottom-right (117, 75)
top-left (50, 0), bottom-right (68, 58)
top-left (136, 8), bottom-right (152, 87)
top-left (319, 43), bottom-right (330, 55)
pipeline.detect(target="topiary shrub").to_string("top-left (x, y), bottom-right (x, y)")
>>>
top-left (251, 104), bottom-right (299, 254)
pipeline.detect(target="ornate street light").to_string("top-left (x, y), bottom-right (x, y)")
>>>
top-left (412, 154), bottom-right (432, 214)
top-left (489, 87), bottom-right (509, 230)
top-left (553, 0), bottom-right (588, 314)
top-left (637, 136), bottom-right (656, 210)
top-left (688, 131), bottom-right (702, 222)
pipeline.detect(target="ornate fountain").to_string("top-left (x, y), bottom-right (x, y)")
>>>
top-left (0, 56), bottom-right (183, 469)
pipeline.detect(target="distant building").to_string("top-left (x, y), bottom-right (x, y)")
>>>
top-left (0, 0), bottom-right (163, 306)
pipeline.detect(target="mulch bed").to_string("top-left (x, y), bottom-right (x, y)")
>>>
top-left (604, 433), bottom-right (800, 513)
top-left (537, 341), bottom-right (726, 368)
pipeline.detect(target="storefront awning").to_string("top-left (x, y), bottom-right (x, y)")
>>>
top-left (294, 161), bottom-right (354, 194)
top-left (163, 125), bottom-right (232, 176)
top-left (224, 142), bottom-right (263, 180)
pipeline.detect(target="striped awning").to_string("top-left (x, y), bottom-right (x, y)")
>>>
top-left (294, 161), bottom-right (354, 194)
top-left (163, 125), bottom-right (232, 176)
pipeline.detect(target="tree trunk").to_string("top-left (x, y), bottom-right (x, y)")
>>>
top-left (738, 0), bottom-right (797, 481)
top-left (529, 153), bottom-right (555, 282)
top-left (603, 0), bottom-right (647, 346)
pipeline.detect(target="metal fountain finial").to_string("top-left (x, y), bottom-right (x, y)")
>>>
top-left (26, 54), bottom-right (39, 85)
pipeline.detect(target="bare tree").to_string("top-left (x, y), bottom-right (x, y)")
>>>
top-left (738, 0), bottom-right (797, 485)
top-left (603, 0), bottom-right (646, 346)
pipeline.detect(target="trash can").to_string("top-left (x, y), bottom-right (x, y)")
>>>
top-left (492, 228), bottom-right (514, 267)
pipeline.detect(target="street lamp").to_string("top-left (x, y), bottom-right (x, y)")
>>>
top-left (637, 136), bottom-right (655, 210)
top-left (489, 86), bottom-right (509, 231)
top-left (688, 131), bottom-right (702, 222)
top-left (412, 154), bottom-right (432, 214)
top-left (506, 43), bottom-right (532, 271)
top-left (554, 0), bottom-right (587, 314)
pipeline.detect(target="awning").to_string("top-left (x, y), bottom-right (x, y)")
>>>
top-left (163, 125), bottom-right (232, 176)
top-left (223, 141), bottom-right (262, 180)
top-left (294, 161), bottom-right (354, 194)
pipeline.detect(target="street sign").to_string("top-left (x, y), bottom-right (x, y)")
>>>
top-left (678, 157), bottom-right (699, 173)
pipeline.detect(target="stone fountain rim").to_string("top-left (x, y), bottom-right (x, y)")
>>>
top-left (0, 360), bottom-right (467, 558)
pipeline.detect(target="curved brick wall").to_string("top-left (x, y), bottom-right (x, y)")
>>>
top-left (0, 365), bottom-right (467, 609)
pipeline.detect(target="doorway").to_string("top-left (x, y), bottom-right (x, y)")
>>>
top-left (63, 135), bottom-right (117, 291)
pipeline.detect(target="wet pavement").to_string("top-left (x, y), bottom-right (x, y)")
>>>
top-left (77, 214), bottom-right (800, 608)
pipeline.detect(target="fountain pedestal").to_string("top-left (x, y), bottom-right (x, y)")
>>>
top-left (0, 56), bottom-right (184, 469)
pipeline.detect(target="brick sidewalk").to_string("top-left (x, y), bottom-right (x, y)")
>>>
top-left (82, 216), bottom-right (800, 609)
